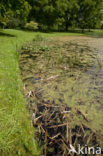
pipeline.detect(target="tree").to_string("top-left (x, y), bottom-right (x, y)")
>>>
top-left (0, 0), bottom-right (102, 30)
top-left (54, 0), bottom-right (70, 31)
top-left (55, 0), bottom-right (79, 31)
top-left (29, 0), bottom-right (56, 30)
top-left (29, 0), bottom-right (79, 31)
top-left (77, 0), bottom-right (102, 31)
top-left (0, 0), bottom-right (31, 29)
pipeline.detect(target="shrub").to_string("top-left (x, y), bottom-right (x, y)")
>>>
top-left (25, 21), bottom-right (38, 31)
top-left (7, 17), bottom-right (21, 29)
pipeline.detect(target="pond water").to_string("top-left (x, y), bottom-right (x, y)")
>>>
top-left (19, 36), bottom-right (103, 150)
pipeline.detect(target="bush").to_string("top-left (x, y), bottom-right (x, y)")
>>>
top-left (25, 21), bottom-right (38, 31)
top-left (7, 17), bottom-right (21, 29)
top-left (38, 24), bottom-right (48, 31)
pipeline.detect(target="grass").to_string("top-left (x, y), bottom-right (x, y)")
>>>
top-left (0, 29), bottom-right (42, 155)
top-left (84, 29), bottom-right (103, 38)
top-left (0, 28), bottom-right (103, 155)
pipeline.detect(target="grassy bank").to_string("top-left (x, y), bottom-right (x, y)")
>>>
top-left (0, 29), bottom-right (103, 155)
top-left (0, 29), bottom-right (40, 155)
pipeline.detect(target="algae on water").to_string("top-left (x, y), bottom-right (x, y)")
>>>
top-left (19, 36), bottom-right (103, 154)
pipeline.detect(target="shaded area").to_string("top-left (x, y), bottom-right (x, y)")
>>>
top-left (0, 30), bottom-right (16, 37)
top-left (43, 29), bottom-right (103, 38)
top-left (84, 30), bottom-right (103, 38)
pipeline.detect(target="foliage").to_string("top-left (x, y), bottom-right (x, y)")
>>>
top-left (27, 0), bottom-right (102, 31)
top-left (0, 0), bottom-right (31, 29)
top-left (25, 21), bottom-right (38, 30)
top-left (78, 0), bottom-right (102, 31)
top-left (0, 0), bottom-right (103, 30)
top-left (7, 17), bottom-right (21, 28)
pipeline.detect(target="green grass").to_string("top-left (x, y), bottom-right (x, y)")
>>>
top-left (0, 29), bottom-right (42, 155)
top-left (84, 29), bottom-right (103, 38)
top-left (0, 28), bottom-right (103, 155)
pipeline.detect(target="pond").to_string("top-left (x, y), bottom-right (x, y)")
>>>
top-left (19, 35), bottom-right (103, 155)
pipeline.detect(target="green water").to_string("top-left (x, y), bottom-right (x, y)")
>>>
top-left (19, 38), bottom-right (103, 141)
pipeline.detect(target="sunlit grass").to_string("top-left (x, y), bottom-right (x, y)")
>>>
top-left (0, 29), bottom-right (41, 155)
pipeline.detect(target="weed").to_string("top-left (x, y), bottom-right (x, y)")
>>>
top-left (33, 34), bottom-right (45, 42)
top-left (97, 59), bottom-right (102, 70)
top-left (57, 52), bottom-right (64, 64)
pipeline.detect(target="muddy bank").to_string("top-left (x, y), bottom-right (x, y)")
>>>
top-left (19, 35), bottom-right (103, 155)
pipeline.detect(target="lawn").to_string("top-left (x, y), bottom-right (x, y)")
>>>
top-left (0, 29), bottom-right (103, 155)
top-left (0, 29), bottom-right (40, 155)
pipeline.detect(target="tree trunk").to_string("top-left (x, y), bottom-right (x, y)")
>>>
top-left (65, 22), bottom-right (69, 32)
top-left (82, 29), bottom-right (84, 33)
top-left (2, 25), bottom-right (5, 30)
top-left (89, 28), bottom-right (91, 32)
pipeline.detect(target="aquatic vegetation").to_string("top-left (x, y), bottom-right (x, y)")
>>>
top-left (97, 59), bottom-right (102, 70)
top-left (19, 37), bottom-right (103, 155)
top-left (58, 52), bottom-right (64, 64)
top-left (33, 34), bottom-right (46, 42)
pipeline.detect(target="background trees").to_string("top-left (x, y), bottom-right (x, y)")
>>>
top-left (77, 0), bottom-right (102, 31)
top-left (0, 0), bottom-right (103, 31)
top-left (0, 0), bottom-right (31, 29)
